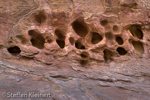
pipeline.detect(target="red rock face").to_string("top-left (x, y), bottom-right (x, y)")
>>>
top-left (0, 0), bottom-right (150, 100)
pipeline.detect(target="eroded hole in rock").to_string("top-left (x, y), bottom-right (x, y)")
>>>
top-left (80, 52), bottom-right (89, 59)
top-left (129, 39), bottom-right (133, 44)
top-left (80, 60), bottom-right (88, 65)
top-left (100, 20), bottom-right (108, 26)
top-left (28, 30), bottom-right (45, 49)
top-left (45, 36), bottom-right (53, 43)
top-left (131, 3), bottom-right (138, 13)
top-left (117, 47), bottom-right (127, 55)
top-left (113, 25), bottom-right (119, 32)
top-left (128, 25), bottom-right (143, 39)
top-left (132, 41), bottom-right (144, 57)
top-left (132, 3), bottom-right (138, 9)
top-left (72, 20), bottom-right (88, 37)
top-left (116, 36), bottom-right (123, 45)
top-left (55, 29), bottom-right (65, 40)
top-left (75, 41), bottom-right (85, 49)
top-left (35, 10), bottom-right (46, 24)
top-left (7, 46), bottom-right (21, 56)
top-left (91, 32), bottom-right (102, 44)
top-left (47, 38), bottom-right (53, 43)
top-left (103, 49), bottom-right (113, 63)
top-left (103, 50), bottom-right (113, 63)
top-left (56, 40), bottom-right (65, 48)
top-left (69, 37), bottom-right (75, 45)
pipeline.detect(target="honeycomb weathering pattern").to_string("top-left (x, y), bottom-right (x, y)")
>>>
top-left (0, 0), bottom-right (150, 99)
top-left (5, 6), bottom-right (147, 65)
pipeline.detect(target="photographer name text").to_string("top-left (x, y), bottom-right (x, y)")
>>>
top-left (1, 92), bottom-right (51, 98)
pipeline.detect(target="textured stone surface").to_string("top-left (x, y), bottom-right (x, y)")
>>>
top-left (0, 0), bottom-right (150, 100)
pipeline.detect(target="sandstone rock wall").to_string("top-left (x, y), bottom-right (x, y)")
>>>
top-left (0, 0), bottom-right (150, 65)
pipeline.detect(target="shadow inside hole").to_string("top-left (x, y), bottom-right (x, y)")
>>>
top-left (103, 49), bottom-right (113, 63)
top-left (131, 3), bottom-right (138, 13)
top-left (56, 40), bottom-right (65, 48)
top-left (80, 60), bottom-right (88, 65)
top-left (47, 39), bottom-right (53, 43)
top-left (91, 32), bottom-right (102, 44)
top-left (113, 25), bottom-right (119, 32)
top-left (72, 20), bottom-right (88, 37)
top-left (100, 20), bottom-right (108, 26)
top-left (80, 52), bottom-right (89, 59)
top-left (132, 41), bottom-right (144, 57)
top-left (117, 47), bottom-right (127, 55)
top-left (28, 30), bottom-right (45, 49)
top-left (116, 36), bottom-right (123, 45)
top-left (35, 10), bottom-right (46, 24)
top-left (69, 37), bottom-right (75, 45)
top-left (55, 29), bottom-right (66, 40)
top-left (75, 41), bottom-right (85, 49)
top-left (7, 46), bottom-right (21, 56)
top-left (128, 25), bottom-right (143, 39)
